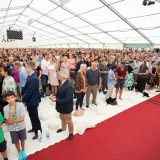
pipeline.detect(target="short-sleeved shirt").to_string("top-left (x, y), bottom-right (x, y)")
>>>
top-left (4, 102), bottom-right (26, 132)
top-left (116, 67), bottom-right (127, 80)
top-left (0, 113), bottom-right (5, 143)
top-left (139, 66), bottom-right (149, 78)
top-left (86, 69), bottom-right (100, 86)
top-left (99, 64), bottom-right (108, 77)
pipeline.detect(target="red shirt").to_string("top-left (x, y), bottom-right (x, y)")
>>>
top-left (116, 67), bottom-right (127, 80)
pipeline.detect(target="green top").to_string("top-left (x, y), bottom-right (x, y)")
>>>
top-left (0, 112), bottom-right (5, 143)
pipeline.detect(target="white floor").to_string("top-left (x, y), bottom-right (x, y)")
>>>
top-left (1, 89), bottom-right (159, 160)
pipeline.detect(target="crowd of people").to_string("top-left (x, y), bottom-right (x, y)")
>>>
top-left (0, 48), bottom-right (160, 160)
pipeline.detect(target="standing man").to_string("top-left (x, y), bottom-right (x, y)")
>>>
top-left (51, 68), bottom-right (74, 141)
top-left (14, 61), bottom-right (28, 97)
top-left (132, 57), bottom-right (141, 87)
top-left (99, 58), bottom-right (108, 94)
top-left (22, 61), bottom-right (42, 140)
top-left (115, 62), bottom-right (128, 100)
top-left (86, 62), bottom-right (102, 108)
top-left (41, 53), bottom-right (50, 97)
top-left (8, 56), bottom-right (14, 70)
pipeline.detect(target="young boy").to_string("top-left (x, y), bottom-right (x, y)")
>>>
top-left (4, 91), bottom-right (27, 160)
top-left (0, 112), bottom-right (8, 160)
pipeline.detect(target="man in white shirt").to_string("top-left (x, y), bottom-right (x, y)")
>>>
top-left (41, 54), bottom-right (50, 97)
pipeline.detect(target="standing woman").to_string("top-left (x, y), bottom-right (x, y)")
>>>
top-left (68, 54), bottom-right (76, 81)
top-left (147, 61), bottom-right (156, 90)
top-left (61, 56), bottom-right (70, 70)
top-left (48, 56), bottom-right (59, 95)
top-left (1, 67), bottom-right (17, 117)
top-left (136, 61), bottom-right (149, 93)
top-left (156, 62), bottom-right (160, 92)
top-left (124, 63), bottom-right (134, 90)
top-left (75, 64), bottom-right (88, 110)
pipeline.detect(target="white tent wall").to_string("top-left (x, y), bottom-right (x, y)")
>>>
top-left (103, 43), bottom-right (123, 49)
top-left (0, 41), bottom-right (30, 48)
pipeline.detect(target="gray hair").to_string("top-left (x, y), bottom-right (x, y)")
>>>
top-left (26, 61), bottom-right (35, 70)
top-left (59, 68), bottom-right (69, 79)
top-left (15, 61), bottom-right (21, 67)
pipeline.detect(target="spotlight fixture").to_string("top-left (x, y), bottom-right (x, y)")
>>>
top-left (143, 0), bottom-right (155, 6)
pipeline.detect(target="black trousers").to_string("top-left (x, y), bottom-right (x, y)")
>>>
top-left (101, 75), bottom-right (108, 91)
top-left (137, 76), bottom-right (147, 93)
top-left (76, 92), bottom-right (85, 110)
top-left (41, 74), bottom-right (48, 94)
top-left (0, 96), bottom-right (8, 118)
top-left (27, 106), bottom-right (42, 135)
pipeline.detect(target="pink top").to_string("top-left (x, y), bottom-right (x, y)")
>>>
top-left (13, 67), bottom-right (20, 83)
top-left (61, 62), bottom-right (70, 70)
top-left (68, 58), bottom-right (76, 69)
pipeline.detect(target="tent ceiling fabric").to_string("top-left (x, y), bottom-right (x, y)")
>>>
top-left (0, 0), bottom-right (160, 45)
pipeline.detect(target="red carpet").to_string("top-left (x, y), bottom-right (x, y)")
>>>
top-left (28, 95), bottom-right (160, 160)
top-left (149, 94), bottom-right (160, 103)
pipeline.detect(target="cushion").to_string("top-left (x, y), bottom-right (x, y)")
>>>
top-left (90, 104), bottom-right (98, 111)
top-left (96, 107), bottom-right (107, 115)
top-left (74, 109), bottom-right (84, 117)
top-left (39, 112), bottom-right (52, 121)
top-left (77, 121), bottom-right (96, 135)
top-left (47, 120), bottom-right (60, 130)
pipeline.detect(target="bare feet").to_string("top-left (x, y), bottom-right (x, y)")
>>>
top-left (119, 97), bottom-right (122, 100)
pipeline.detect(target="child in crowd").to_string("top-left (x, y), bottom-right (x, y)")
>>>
top-left (4, 91), bottom-right (27, 160)
top-left (0, 112), bottom-right (8, 160)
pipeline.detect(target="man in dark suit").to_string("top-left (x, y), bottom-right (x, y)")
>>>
top-left (51, 68), bottom-right (74, 141)
top-left (22, 61), bottom-right (42, 140)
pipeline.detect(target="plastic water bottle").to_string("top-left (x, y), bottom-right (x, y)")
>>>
top-left (38, 130), bottom-right (42, 142)
top-left (46, 127), bottom-right (50, 140)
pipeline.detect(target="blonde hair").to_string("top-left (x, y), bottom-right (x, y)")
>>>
top-left (80, 64), bottom-right (87, 70)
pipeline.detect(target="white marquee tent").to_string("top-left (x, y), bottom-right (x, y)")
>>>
top-left (0, 0), bottom-right (160, 48)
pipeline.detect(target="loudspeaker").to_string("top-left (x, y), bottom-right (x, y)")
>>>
top-left (32, 37), bottom-right (36, 42)
top-left (7, 30), bottom-right (23, 40)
